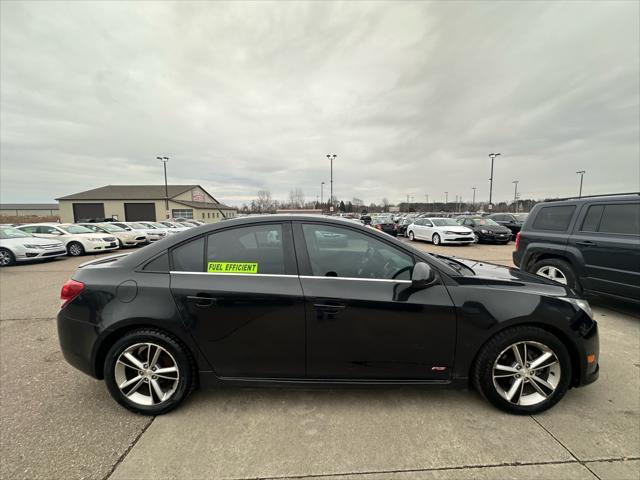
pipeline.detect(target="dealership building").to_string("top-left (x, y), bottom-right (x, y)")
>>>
top-left (56, 185), bottom-right (237, 223)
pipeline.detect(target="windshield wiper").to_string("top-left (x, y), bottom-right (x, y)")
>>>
top-left (431, 254), bottom-right (475, 275)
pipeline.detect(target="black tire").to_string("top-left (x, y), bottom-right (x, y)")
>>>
top-left (432, 233), bottom-right (441, 245)
top-left (530, 258), bottom-right (580, 292)
top-left (0, 248), bottom-right (16, 266)
top-left (408, 231), bottom-right (415, 241)
top-left (67, 241), bottom-right (85, 257)
top-left (118, 239), bottom-right (124, 248)
top-left (104, 329), bottom-right (196, 415)
top-left (472, 326), bottom-right (572, 415)
top-left (473, 232), bottom-right (480, 243)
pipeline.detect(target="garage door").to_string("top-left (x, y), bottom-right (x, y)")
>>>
top-left (124, 203), bottom-right (156, 221)
top-left (72, 203), bottom-right (105, 222)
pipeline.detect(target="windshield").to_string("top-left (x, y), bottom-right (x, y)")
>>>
top-left (469, 218), bottom-right (499, 226)
top-left (98, 224), bottom-right (125, 232)
top-left (0, 226), bottom-right (32, 239)
top-left (513, 213), bottom-right (529, 221)
top-left (128, 223), bottom-right (146, 229)
top-left (61, 225), bottom-right (93, 234)
top-left (432, 218), bottom-right (459, 227)
top-left (149, 222), bottom-right (168, 228)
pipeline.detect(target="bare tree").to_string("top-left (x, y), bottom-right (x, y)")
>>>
top-left (382, 197), bottom-right (390, 212)
top-left (255, 190), bottom-right (273, 213)
top-left (288, 188), bottom-right (305, 209)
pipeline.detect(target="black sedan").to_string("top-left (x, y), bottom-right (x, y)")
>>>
top-left (371, 217), bottom-right (398, 236)
top-left (457, 216), bottom-right (512, 243)
top-left (487, 213), bottom-right (529, 235)
top-left (57, 215), bottom-right (599, 416)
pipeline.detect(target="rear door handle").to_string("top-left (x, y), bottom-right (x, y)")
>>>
top-left (186, 295), bottom-right (216, 307)
top-left (576, 240), bottom-right (596, 246)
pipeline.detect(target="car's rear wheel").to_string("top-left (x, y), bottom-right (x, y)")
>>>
top-left (0, 248), bottom-right (15, 266)
top-left (104, 329), bottom-right (195, 415)
top-left (531, 258), bottom-right (580, 291)
top-left (473, 326), bottom-right (571, 414)
top-left (432, 233), bottom-right (441, 245)
top-left (408, 231), bottom-right (415, 241)
top-left (67, 242), bottom-right (84, 257)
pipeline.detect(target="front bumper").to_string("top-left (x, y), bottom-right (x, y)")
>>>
top-left (85, 241), bottom-right (119, 252)
top-left (16, 247), bottom-right (67, 261)
top-left (441, 234), bottom-right (474, 243)
top-left (478, 232), bottom-right (511, 242)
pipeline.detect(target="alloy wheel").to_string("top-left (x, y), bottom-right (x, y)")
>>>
top-left (69, 244), bottom-right (82, 256)
top-left (0, 250), bottom-right (11, 266)
top-left (114, 342), bottom-right (180, 406)
top-left (492, 341), bottom-right (561, 406)
top-left (473, 233), bottom-right (480, 243)
top-left (433, 234), bottom-right (441, 245)
top-left (536, 266), bottom-right (568, 285)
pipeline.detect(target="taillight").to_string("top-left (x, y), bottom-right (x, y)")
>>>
top-left (375, 224), bottom-right (382, 230)
top-left (60, 279), bottom-right (84, 309)
top-left (515, 232), bottom-right (521, 251)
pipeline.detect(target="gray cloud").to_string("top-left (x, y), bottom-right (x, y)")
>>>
top-left (1, 0), bottom-right (638, 207)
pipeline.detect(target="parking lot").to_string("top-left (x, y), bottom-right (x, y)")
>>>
top-left (0, 241), bottom-right (638, 480)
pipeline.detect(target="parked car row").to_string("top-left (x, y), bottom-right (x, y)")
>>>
top-left (0, 219), bottom-right (205, 266)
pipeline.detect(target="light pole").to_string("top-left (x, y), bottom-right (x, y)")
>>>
top-left (444, 191), bottom-right (448, 212)
top-left (326, 154), bottom-right (336, 212)
top-left (576, 170), bottom-right (586, 198)
top-left (512, 180), bottom-right (519, 212)
top-left (425, 194), bottom-right (429, 209)
top-left (472, 187), bottom-right (476, 207)
top-left (320, 182), bottom-right (325, 208)
top-left (488, 153), bottom-right (501, 208)
top-left (157, 156), bottom-right (169, 218)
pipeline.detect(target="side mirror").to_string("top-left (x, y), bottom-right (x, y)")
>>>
top-left (412, 262), bottom-right (435, 289)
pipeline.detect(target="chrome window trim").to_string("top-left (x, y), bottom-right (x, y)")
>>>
top-left (170, 271), bottom-right (295, 278)
top-left (169, 271), bottom-right (412, 283)
top-left (299, 275), bottom-right (412, 284)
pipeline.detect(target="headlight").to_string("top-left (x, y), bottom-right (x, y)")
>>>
top-left (444, 231), bottom-right (458, 235)
top-left (480, 229), bottom-right (488, 234)
top-left (24, 244), bottom-right (44, 249)
top-left (561, 298), bottom-right (593, 318)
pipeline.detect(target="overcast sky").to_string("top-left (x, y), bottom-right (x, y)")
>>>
top-left (1, 1), bottom-right (638, 207)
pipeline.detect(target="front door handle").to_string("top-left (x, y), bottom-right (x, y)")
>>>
top-left (313, 303), bottom-right (346, 314)
top-left (576, 240), bottom-right (596, 246)
top-left (186, 295), bottom-right (216, 307)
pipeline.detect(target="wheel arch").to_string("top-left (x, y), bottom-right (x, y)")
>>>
top-left (93, 322), bottom-right (202, 380)
top-left (469, 321), bottom-right (581, 388)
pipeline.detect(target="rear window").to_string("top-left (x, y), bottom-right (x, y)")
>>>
top-left (599, 204), bottom-right (640, 235)
top-left (143, 252), bottom-right (169, 272)
top-left (532, 205), bottom-right (576, 231)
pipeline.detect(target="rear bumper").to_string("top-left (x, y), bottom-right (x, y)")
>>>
top-left (57, 309), bottom-right (99, 378)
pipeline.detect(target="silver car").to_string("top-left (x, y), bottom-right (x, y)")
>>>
top-left (0, 225), bottom-right (67, 266)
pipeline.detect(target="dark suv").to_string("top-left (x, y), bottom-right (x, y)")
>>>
top-left (513, 194), bottom-right (640, 302)
top-left (487, 213), bottom-right (529, 235)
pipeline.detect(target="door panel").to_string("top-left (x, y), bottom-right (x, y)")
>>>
top-left (301, 277), bottom-right (456, 379)
top-left (171, 273), bottom-right (306, 378)
top-left (296, 222), bottom-right (456, 380)
top-left (169, 222), bottom-right (306, 378)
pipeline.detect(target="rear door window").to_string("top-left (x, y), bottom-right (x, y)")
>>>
top-left (206, 223), bottom-right (294, 275)
top-left (532, 206), bottom-right (576, 231)
top-left (171, 237), bottom-right (205, 272)
top-left (580, 205), bottom-right (604, 232)
top-left (598, 204), bottom-right (640, 235)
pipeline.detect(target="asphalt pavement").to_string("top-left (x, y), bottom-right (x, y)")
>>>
top-left (0, 243), bottom-right (638, 480)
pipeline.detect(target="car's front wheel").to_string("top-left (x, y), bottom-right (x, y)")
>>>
top-left (104, 329), bottom-right (195, 415)
top-left (472, 326), bottom-right (571, 414)
top-left (432, 233), bottom-right (441, 245)
top-left (408, 231), bottom-right (415, 241)
top-left (67, 242), bottom-right (85, 257)
top-left (473, 232), bottom-right (480, 243)
top-left (0, 248), bottom-right (15, 266)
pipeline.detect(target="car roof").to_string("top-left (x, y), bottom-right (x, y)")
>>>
top-left (541, 193), bottom-right (639, 205)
